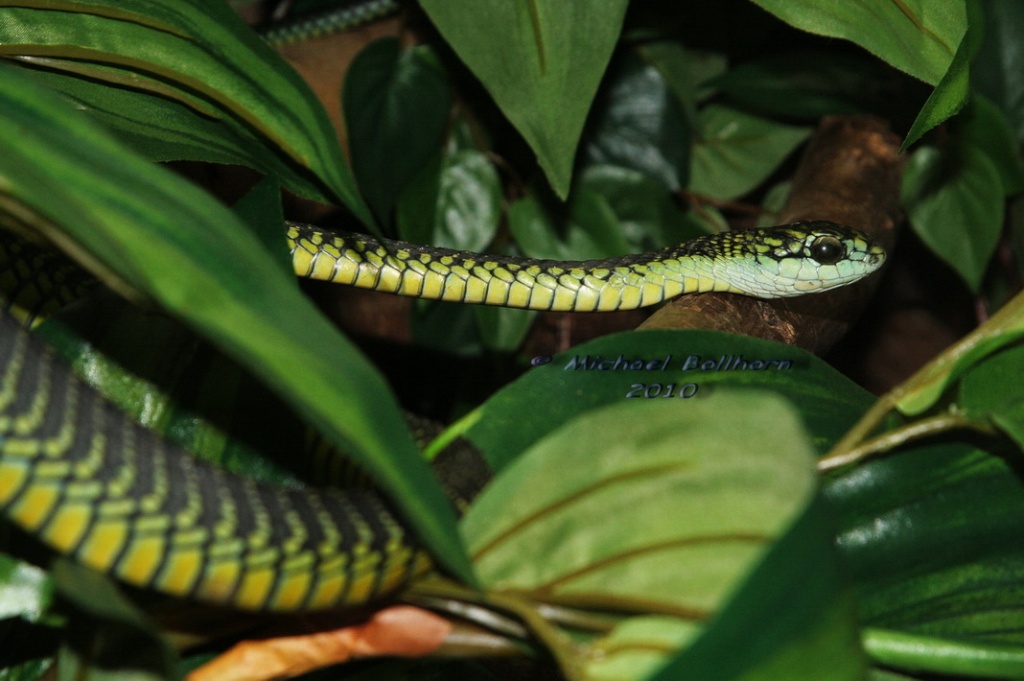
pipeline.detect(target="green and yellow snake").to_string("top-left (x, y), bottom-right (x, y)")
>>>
top-left (0, 220), bottom-right (884, 611)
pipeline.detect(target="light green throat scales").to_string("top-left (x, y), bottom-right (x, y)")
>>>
top-left (288, 220), bottom-right (885, 311)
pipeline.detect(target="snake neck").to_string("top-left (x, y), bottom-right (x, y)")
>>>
top-left (288, 223), bottom-right (740, 312)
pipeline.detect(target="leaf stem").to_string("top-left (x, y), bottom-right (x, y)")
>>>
top-left (819, 410), bottom-right (997, 472)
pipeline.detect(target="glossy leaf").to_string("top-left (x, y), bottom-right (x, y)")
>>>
top-left (0, 1), bottom-right (371, 221)
top-left (419, 0), bottom-right (629, 197)
top-left (462, 329), bottom-right (874, 472)
top-left (901, 144), bottom-right (1004, 292)
top-left (689, 105), bottom-right (810, 200)
top-left (827, 440), bottom-right (1024, 647)
top-left (582, 50), bottom-right (690, 191)
top-left (863, 629), bottom-right (1024, 677)
top-left (637, 42), bottom-right (727, 130)
top-left (344, 39), bottom-right (453, 224)
top-left (749, 0), bottom-right (966, 86)
top-left (0, 64), bottom-right (471, 584)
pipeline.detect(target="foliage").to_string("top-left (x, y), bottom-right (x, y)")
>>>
top-left (0, 0), bottom-right (1022, 680)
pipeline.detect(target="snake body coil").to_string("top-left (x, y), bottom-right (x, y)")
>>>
top-left (0, 220), bottom-right (884, 611)
top-left (0, 308), bottom-right (429, 611)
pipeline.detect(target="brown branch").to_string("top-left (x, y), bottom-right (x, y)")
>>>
top-left (639, 115), bottom-right (903, 355)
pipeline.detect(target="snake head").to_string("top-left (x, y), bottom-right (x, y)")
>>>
top-left (690, 220), bottom-right (887, 298)
top-left (753, 221), bottom-right (886, 296)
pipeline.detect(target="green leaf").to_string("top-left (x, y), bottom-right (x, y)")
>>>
top-left (959, 94), bottom-right (1024, 196)
top-left (689, 105), bottom-right (810, 200)
top-left (462, 330), bottom-right (874, 472)
top-left (890, 289), bottom-right (1024, 416)
top-left (901, 144), bottom-right (1004, 292)
top-left (973, 0), bottom-right (1024, 147)
top-left (461, 393), bottom-right (861, 679)
top-left (582, 50), bottom-right (690, 190)
top-left (863, 629), bottom-right (1024, 677)
top-left (654, 497), bottom-right (866, 680)
top-left (578, 165), bottom-right (707, 249)
top-left (636, 42), bottom-right (727, 130)
top-left (713, 51), bottom-right (893, 121)
top-left (902, 1), bottom-right (982, 149)
top-left (344, 39), bottom-right (453, 224)
top-left (748, 0), bottom-right (966, 86)
top-left (419, 0), bottom-right (629, 197)
top-left (0, 1), bottom-right (371, 222)
top-left (960, 342), bottom-right (1024, 449)
top-left (396, 136), bottom-right (502, 252)
top-left (464, 394), bottom-right (818, 602)
top-left (508, 191), bottom-right (631, 261)
top-left (827, 441), bottom-right (1024, 647)
top-left (0, 63), bottom-right (471, 584)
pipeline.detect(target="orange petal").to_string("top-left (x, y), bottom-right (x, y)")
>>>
top-left (188, 606), bottom-right (453, 681)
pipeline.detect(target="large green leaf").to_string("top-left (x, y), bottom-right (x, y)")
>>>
top-left (0, 1), bottom-right (371, 220)
top-left (419, 0), bottom-right (629, 198)
top-left (960, 342), bottom-right (1024, 451)
top-left (901, 144), bottom-right (1004, 292)
top-left (0, 64), bottom-right (471, 583)
top-left (581, 50), bottom-right (691, 191)
top-left (901, 1), bottom-right (982, 149)
top-left (973, 0), bottom-right (1024, 147)
top-left (344, 39), bottom-right (453, 225)
top-left (826, 440), bottom-right (1024, 650)
top-left (748, 0), bottom-right (966, 86)
top-left (654, 498), bottom-right (865, 680)
top-left (460, 330), bottom-right (874, 471)
top-left (462, 393), bottom-right (862, 679)
top-left (689, 105), bottom-right (810, 200)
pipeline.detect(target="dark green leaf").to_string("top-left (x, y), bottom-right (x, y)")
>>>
top-left (689, 105), bottom-right (810, 200)
top-left (973, 0), bottom-right (1024, 147)
top-left (582, 50), bottom-right (690, 190)
top-left (713, 51), bottom-right (892, 121)
top-left (901, 144), bottom-right (1004, 292)
top-left (344, 39), bottom-right (453, 224)
top-left (0, 1), bottom-right (371, 222)
top-left (748, 0), bottom-right (965, 86)
top-left (579, 165), bottom-right (707, 249)
top-left (419, 0), bottom-right (629, 197)
top-left (959, 94), bottom-right (1024, 196)
top-left (637, 42), bottom-right (727, 129)
top-left (0, 63), bottom-right (470, 584)
top-left (507, 191), bottom-right (631, 261)
top-left (462, 330), bottom-right (874, 471)
top-left (827, 441), bottom-right (1024, 647)
top-left (960, 342), bottom-right (1024, 449)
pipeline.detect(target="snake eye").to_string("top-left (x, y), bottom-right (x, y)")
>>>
top-left (810, 236), bottom-right (844, 265)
